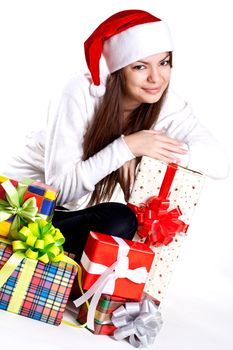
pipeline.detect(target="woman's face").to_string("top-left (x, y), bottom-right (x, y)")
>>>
top-left (122, 52), bottom-right (171, 111)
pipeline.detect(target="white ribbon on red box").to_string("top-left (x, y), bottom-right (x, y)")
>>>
top-left (73, 236), bottom-right (148, 330)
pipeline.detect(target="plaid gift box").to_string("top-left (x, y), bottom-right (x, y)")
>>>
top-left (77, 294), bottom-right (130, 335)
top-left (64, 252), bottom-right (81, 300)
top-left (128, 157), bottom-right (205, 302)
top-left (0, 240), bottom-right (77, 325)
top-left (0, 175), bottom-right (59, 237)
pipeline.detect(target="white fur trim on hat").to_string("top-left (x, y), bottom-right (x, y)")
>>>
top-left (103, 21), bottom-right (173, 73)
top-left (89, 82), bottom-right (106, 97)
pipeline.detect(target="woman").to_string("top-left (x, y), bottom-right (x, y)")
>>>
top-left (3, 10), bottom-right (229, 258)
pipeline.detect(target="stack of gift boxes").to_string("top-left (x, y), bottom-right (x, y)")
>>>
top-left (0, 157), bottom-right (205, 347)
top-left (74, 156), bottom-right (205, 345)
top-left (0, 175), bottom-right (77, 325)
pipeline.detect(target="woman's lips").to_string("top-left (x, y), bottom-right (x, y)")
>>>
top-left (142, 87), bottom-right (161, 94)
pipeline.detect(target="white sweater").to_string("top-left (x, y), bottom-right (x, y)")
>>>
top-left (3, 73), bottom-right (229, 208)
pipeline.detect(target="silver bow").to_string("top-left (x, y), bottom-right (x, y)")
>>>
top-left (111, 298), bottom-right (163, 348)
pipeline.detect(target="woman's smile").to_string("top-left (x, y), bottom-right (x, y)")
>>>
top-left (142, 86), bottom-right (161, 94)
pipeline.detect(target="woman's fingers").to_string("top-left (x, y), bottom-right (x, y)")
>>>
top-left (152, 133), bottom-right (186, 147)
top-left (128, 158), bottom-right (138, 189)
top-left (157, 142), bottom-right (188, 154)
top-left (152, 149), bottom-right (181, 163)
top-left (142, 130), bottom-right (186, 149)
top-left (152, 153), bottom-right (179, 163)
top-left (118, 159), bottom-right (138, 200)
top-left (123, 130), bottom-right (189, 161)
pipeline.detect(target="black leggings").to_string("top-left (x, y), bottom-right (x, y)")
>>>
top-left (52, 202), bottom-right (138, 261)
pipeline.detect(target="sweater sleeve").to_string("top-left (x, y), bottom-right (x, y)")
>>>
top-left (159, 100), bottom-right (230, 179)
top-left (44, 87), bottom-right (134, 205)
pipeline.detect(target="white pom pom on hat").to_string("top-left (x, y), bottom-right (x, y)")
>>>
top-left (84, 9), bottom-right (174, 97)
top-left (89, 82), bottom-right (106, 97)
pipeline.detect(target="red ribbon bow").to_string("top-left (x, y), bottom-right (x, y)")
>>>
top-left (128, 198), bottom-right (188, 246)
top-left (128, 162), bottom-right (189, 247)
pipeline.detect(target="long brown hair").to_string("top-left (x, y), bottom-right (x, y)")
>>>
top-left (83, 54), bottom-right (172, 205)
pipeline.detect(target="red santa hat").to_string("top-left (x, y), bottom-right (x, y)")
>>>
top-left (84, 9), bottom-right (174, 97)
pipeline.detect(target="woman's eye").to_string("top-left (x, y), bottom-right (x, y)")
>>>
top-left (160, 59), bottom-right (170, 66)
top-left (133, 65), bottom-right (146, 70)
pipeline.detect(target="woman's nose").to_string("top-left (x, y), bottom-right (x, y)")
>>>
top-left (147, 67), bottom-right (162, 83)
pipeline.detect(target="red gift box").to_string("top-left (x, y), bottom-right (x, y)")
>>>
top-left (80, 231), bottom-right (155, 301)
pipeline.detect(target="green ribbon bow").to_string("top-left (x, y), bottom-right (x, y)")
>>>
top-left (0, 179), bottom-right (40, 237)
top-left (12, 219), bottom-right (65, 263)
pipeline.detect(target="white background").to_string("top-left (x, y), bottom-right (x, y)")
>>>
top-left (0, 1), bottom-right (232, 349)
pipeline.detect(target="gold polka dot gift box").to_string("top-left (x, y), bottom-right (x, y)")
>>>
top-left (128, 156), bottom-right (205, 303)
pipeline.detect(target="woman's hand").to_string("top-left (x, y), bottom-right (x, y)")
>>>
top-left (123, 130), bottom-right (188, 163)
top-left (118, 158), bottom-right (139, 202)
